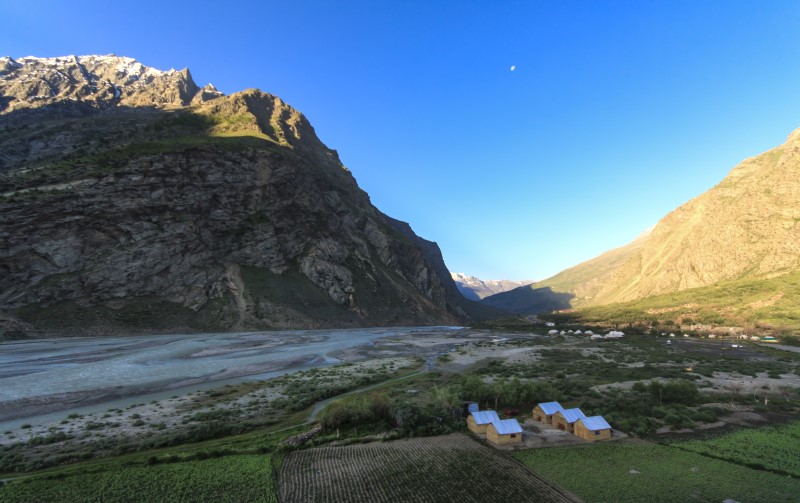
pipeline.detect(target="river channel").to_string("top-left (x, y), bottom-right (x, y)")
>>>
top-left (0, 326), bottom-right (465, 430)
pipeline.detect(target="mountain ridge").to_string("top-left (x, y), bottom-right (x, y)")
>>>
top-left (484, 127), bottom-right (800, 331)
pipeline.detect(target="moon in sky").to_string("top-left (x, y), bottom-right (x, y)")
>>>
top-left (510, 65), bottom-right (516, 71)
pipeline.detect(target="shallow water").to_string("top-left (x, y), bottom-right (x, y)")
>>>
top-left (0, 326), bottom-right (462, 429)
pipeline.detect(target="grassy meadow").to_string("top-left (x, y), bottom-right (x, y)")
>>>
top-left (544, 269), bottom-right (800, 335)
top-left (0, 455), bottom-right (278, 503)
top-left (514, 441), bottom-right (800, 503)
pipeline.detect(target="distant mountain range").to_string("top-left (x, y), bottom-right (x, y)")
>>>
top-left (0, 55), bottom-right (504, 337)
top-left (484, 129), bottom-right (800, 333)
top-left (450, 273), bottom-right (533, 301)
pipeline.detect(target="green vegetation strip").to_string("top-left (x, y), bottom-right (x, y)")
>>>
top-left (546, 269), bottom-right (800, 334)
top-left (0, 455), bottom-right (277, 503)
top-left (672, 421), bottom-right (800, 476)
top-left (514, 443), bottom-right (800, 503)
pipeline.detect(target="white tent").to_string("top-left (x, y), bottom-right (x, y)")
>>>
top-left (548, 329), bottom-right (559, 335)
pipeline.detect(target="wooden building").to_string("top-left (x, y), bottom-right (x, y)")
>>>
top-left (462, 402), bottom-right (479, 417)
top-left (552, 408), bottom-right (586, 433)
top-left (574, 416), bottom-right (612, 441)
top-left (532, 401), bottom-right (563, 424)
top-left (467, 410), bottom-right (500, 434)
top-left (486, 419), bottom-right (523, 445)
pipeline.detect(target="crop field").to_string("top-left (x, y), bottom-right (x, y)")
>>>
top-left (514, 443), bottom-right (800, 503)
top-left (673, 421), bottom-right (800, 476)
top-left (279, 434), bottom-right (580, 503)
top-left (0, 454), bottom-right (277, 503)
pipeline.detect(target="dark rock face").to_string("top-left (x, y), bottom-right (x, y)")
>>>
top-left (0, 55), bottom-right (499, 336)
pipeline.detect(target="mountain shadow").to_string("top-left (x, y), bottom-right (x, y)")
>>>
top-left (480, 285), bottom-right (575, 315)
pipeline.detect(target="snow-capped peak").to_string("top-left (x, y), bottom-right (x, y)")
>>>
top-left (0, 54), bottom-right (221, 113)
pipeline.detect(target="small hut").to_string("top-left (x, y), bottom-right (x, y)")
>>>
top-left (761, 336), bottom-right (778, 343)
top-left (467, 410), bottom-right (500, 434)
top-left (552, 408), bottom-right (586, 433)
top-left (574, 416), bottom-right (612, 441)
top-left (487, 419), bottom-right (523, 445)
top-left (532, 402), bottom-right (563, 424)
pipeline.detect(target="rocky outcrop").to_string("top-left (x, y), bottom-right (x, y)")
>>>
top-left (0, 55), bottom-right (501, 335)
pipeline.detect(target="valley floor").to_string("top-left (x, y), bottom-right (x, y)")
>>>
top-left (2, 324), bottom-right (799, 502)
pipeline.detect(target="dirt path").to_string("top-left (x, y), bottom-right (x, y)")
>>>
top-left (304, 369), bottom-right (426, 423)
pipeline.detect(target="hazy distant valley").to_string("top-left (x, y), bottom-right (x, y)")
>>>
top-left (450, 272), bottom-right (533, 300)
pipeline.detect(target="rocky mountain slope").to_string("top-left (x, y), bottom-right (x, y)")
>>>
top-left (486, 128), bottom-right (800, 319)
top-left (450, 273), bottom-right (532, 301)
top-left (588, 131), bottom-right (800, 305)
top-left (0, 55), bottom-right (501, 336)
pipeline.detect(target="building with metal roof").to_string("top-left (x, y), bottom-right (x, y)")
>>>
top-left (487, 419), bottom-right (523, 445)
top-left (532, 401), bottom-right (563, 424)
top-left (467, 402), bottom-right (479, 414)
top-left (574, 415), bottom-right (612, 441)
top-left (552, 408), bottom-right (587, 433)
top-left (467, 410), bottom-right (500, 434)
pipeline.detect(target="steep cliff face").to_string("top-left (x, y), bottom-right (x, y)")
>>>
top-left (0, 55), bottom-right (494, 336)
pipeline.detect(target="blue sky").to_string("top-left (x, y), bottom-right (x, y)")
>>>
top-left (3, 1), bottom-right (800, 280)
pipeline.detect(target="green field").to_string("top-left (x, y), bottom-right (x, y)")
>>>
top-left (0, 455), bottom-right (277, 503)
top-left (514, 442), bottom-right (800, 503)
top-left (673, 421), bottom-right (800, 476)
